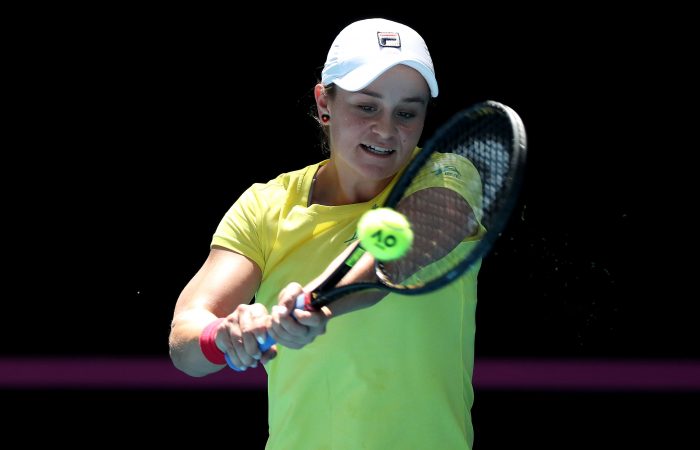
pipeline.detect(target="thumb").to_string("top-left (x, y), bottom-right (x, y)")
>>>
top-left (295, 305), bottom-right (332, 327)
top-left (277, 282), bottom-right (304, 311)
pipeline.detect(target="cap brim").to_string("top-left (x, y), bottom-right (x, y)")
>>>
top-left (333, 58), bottom-right (438, 98)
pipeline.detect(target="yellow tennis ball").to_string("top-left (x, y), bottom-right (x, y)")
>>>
top-left (357, 208), bottom-right (413, 261)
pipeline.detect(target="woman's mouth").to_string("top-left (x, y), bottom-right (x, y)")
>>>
top-left (361, 144), bottom-right (395, 155)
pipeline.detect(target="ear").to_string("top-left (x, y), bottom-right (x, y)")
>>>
top-left (314, 84), bottom-right (330, 116)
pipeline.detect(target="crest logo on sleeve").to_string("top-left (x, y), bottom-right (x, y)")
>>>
top-left (433, 165), bottom-right (461, 178)
top-left (377, 32), bottom-right (401, 48)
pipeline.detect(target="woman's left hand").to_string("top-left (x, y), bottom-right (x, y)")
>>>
top-left (267, 282), bottom-right (333, 349)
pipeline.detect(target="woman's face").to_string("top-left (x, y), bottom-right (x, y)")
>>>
top-left (325, 64), bottom-right (430, 183)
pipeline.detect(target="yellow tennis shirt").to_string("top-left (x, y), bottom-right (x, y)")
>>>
top-left (212, 152), bottom-right (482, 450)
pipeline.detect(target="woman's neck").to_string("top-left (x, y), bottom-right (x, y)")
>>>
top-left (310, 161), bottom-right (390, 206)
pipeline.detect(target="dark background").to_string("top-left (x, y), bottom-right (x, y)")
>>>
top-left (5, 8), bottom-right (695, 449)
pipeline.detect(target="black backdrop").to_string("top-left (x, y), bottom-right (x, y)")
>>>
top-left (4, 8), bottom-right (696, 449)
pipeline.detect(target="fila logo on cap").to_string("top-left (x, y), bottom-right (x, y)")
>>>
top-left (377, 32), bottom-right (401, 48)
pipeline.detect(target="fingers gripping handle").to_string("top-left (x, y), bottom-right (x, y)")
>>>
top-left (257, 293), bottom-right (311, 351)
top-left (225, 293), bottom-right (310, 371)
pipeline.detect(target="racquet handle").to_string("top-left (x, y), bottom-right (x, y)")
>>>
top-left (225, 293), bottom-right (309, 371)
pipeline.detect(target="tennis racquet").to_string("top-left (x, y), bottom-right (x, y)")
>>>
top-left (227, 99), bottom-right (526, 366)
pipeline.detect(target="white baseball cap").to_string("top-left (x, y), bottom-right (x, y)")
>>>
top-left (321, 18), bottom-right (439, 98)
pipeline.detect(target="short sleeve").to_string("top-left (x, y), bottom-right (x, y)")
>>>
top-left (211, 186), bottom-right (266, 272)
top-left (403, 152), bottom-right (483, 220)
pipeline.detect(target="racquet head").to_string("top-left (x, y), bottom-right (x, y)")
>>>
top-left (311, 100), bottom-right (527, 306)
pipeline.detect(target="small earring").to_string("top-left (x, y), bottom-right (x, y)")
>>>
top-left (321, 114), bottom-right (330, 123)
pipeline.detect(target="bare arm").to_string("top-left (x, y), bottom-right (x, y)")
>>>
top-left (169, 246), bottom-right (270, 377)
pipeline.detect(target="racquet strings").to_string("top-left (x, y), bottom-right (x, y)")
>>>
top-left (379, 104), bottom-right (522, 289)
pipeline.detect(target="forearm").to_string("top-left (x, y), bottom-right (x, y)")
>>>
top-left (169, 308), bottom-right (226, 377)
top-left (323, 288), bottom-right (387, 317)
top-left (320, 248), bottom-right (388, 317)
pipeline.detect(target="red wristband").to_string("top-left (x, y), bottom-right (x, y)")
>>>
top-left (199, 318), bottom-right (226, 365)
